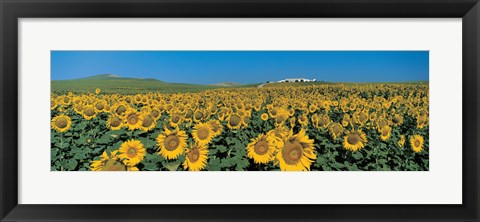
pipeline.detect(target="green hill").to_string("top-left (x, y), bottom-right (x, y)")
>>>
top-left (51, 74), bottom-right (258, 94)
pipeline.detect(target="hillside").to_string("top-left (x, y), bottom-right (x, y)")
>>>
top-left (51, 74), bottom-right (258, 94)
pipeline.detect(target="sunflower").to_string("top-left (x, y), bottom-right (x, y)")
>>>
top-left (156, 127), bottom-right (188, 160)
top-left (308, 104), bottom-right (318, 113)
top-left (226, 113), bottom-right (243, 130)
top-left (416, 115), bottom-right (428, 129)
top-left (73, 103), bottom-right (84, 114)
top-left (106, 114), bottom-right (124, 130)
top-left (169, 112), bottom-right (183, 127)
top-left (139, 113), bottom-right (156, 132)
top-left (398, 135), bottom-right (405, 148)
top-left (410, 134), bottom-right (424, 153)
top-left (267, 125), bottom-right (289, 148)
top-left (150, 108), bottom-right (161, 120)
top-left (90, 150), bottom-right (138, 171)
top-left (95, 88), bottom-right (101, 94)
top-left (82, 104), bottom-right (97, 120)
top-left (268, 108), bottom-right (278, 118)
top-left (51, 114), bottom-right (72, 132)
top-left (343, 130), bottom-right (367, 151)
top-left (118, 139), bottom-right (147, 166)
top-left (289, 116), bottom-right (296, 128)
top-left (50, 99), bottom-right (58, 110)
top-left (328, 122), bottom-right (344, 140)
top-left (298, 114), bottom-right (308, 126)
top-left (113, 103), bottom-right (129, 117)
top-left (208, 119), bottom-right (223, 137)
top-left (124, 109), bottom-right (142, 130)
top-left (94, 100), bottom-right (107, 112)
top-left (274, 129), bottom-right (316, 171)
top-left (274, 115), bottom-right (286, 126)
top-left (392, 114), bottom-right (404, 126)
top-left (192, 122), bottom-right (214, 146)
top-left (193, 110), bottom-right (204, 122)
top-left (380, 125), bottom-right (392, 141)
top-left (246, 133), bottom-right (276, 164)
top-left (260, 113), bottom-right (269, 121)
top-left (140, 106), bottom-right (151, 114)
top-left (182, 143), bottom-right (208, 171)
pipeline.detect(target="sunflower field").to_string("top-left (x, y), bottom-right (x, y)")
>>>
top-left (50, 83), bottom-right (429, 171)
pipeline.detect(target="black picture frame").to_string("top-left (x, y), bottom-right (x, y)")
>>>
top-left (1, 0), bottom-right (479, 221)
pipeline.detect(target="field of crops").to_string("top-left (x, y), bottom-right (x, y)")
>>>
top-left (50, 83), bottom-right (429, 171)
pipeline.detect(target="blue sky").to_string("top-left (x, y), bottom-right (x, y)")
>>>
top-left (51, 51), bottom-right (429, 84)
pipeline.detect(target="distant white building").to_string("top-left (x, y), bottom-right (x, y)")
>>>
top-left (278, 78), bottom-right (316, 83)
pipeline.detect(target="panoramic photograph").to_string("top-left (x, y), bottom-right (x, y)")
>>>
top-left (50, 51), bottom-right (429, 171)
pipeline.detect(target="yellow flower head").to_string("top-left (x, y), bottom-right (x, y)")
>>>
top-left (343, 130), bottom-right (367, 152)
top-left (182, 143), bottom-right (208, 171)
top-left (51, 114), bottom-right (72, 133)
top-left (156, 127), bottom-right (188, 160)
top-left (274, 129), bottom-right (316, 171)
top-left (118, 139), bottom-right (147, 166)
top-left (90, 150), bottom-right (138, 171)
top-left (410, 134), bottom-right (424, 153)
top-left (246, 133), bottom-right (276, 164)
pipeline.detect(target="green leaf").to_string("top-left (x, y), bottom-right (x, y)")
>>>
top-left (51, 148), bottom-right (59, 160)
top-left (352, 152), bottom-right (363, 160)
top-left (143, 162), bottom-right (159, 171)
top-left (207, 158), bottom-right (221, 171)
top-left (55, 142), bottom-right (69, 149)
top-left (138, 138), bottom-right (156, 150)
top-left (65, 159), bottom-right (78, 170)
top-left (215, 145), bottom-right (227, 153)
top-left (73, 153), bottom-right (87, 160)
top-left (235, 159), bottom-right (249, 171)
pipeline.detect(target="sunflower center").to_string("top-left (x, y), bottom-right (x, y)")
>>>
top-left (254, 140), bottom-right (269, 155)
top-left (393, 116), bottom-right (400, 124)
top-left (318, 118), bottom-right (326, 126)
top-left (187, 149), bottom-right (200, 163)
top-left (116, 106), bottom-right (127, 115)
top-left (151, 110), bottom-right (160, 118)
top-left (229, 114), bottom-right (241, 126)
top-left (142, 116), bottom-right (153, 127)
top-left (359, 113), bottom-right (367, 122)
top-left (185, 110), bottom-right (193, 118)
top-left (127, 114), bottom-right (139, 125)
top-left (55, 118), bottom-right (68, 128)
top-left (110, 117), bottom-right (121, 127)
top-left (276, 116), bottom-right (284, 124)
top-left (165, 135), bottom-right (180, 151)
top-left (347, 134), bottom-right (360, 145)
top-left (282, 141), bottom-right (303, 165)
top-left (172, 115), bottom-right (180, 123)
top-left (95, 103), bottom-right (104, 110)
top-left (211, 123), bottom-right (219, 132)
top-left (194, 111), bottom-right (203, 120)
top-left (102, 159), bottom-right (127, 171)
top-left (382, 129), bottom-right (389, 136)
top-left (414, 140), bottom-right (420, 147)
top-left (197, 127), bottom-right (210, 140)
top-left (332, 125), bottom-right (341, 135)
top-left (84, 107), bottom-right (95, 116)
top-left (126, 147), bottom-right (138, 158)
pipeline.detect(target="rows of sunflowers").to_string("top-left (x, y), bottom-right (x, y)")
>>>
top-left (50, 84), bottom-right (429, 171)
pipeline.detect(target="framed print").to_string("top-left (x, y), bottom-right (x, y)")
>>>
top-left (1, 0), bottom-right (479, 221)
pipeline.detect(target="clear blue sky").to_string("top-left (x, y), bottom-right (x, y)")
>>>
top-left (51, 51), bottom-right (428, 84)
